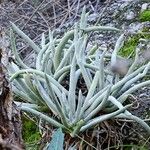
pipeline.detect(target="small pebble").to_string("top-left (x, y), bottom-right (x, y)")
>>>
top-left (120, 3), bottom-right (128, 9)
top-left (141, 3), bottom-right (148, 12)
top-left (99, 34), bottom-right (104, 38)
top-left (126, 11), bottom-right (135, 20)
top-left (128, 23), bottom-right (142, 33)
top-left (88, 13), bottom-right (98, 22)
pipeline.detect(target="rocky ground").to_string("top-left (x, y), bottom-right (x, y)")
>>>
top-left (0, 0), bottom-right (150, 149)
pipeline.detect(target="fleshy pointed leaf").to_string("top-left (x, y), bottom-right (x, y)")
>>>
top-left (47, 128), bottom-right (64, 150)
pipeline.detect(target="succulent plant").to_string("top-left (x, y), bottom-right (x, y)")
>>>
top-left (9, 7), bottom-right (150, 137)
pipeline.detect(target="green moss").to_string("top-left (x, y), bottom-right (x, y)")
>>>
top-left (119, 31), bottom-right (150, 57)
top-left (119, 37), bottom-right (138, 57)
top-left (139, 10), bottom-right (150, 22)
top-left (22, 116), bottom-right (41, 148)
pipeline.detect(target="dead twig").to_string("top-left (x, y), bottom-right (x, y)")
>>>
top-left (21, 0), bottom-right (46, 30)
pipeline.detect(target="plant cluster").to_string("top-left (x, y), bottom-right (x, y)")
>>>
top-left (9, 8), bottom-right (150, 137)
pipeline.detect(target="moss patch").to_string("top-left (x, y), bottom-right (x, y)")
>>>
top-left (139, 10), bottom-right (150, 22)
top-left (22, 116), bottom-right (41, 149)
top-left (119, 36), bottom-right (138, 57)
top-left (119, 31), bottom-right (150, 57)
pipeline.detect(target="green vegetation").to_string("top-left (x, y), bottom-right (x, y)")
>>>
top-left (46, 128), bottom-right (64, 150)
top-left (139, 10), bottom-right (150, 22)
top-left (22, 116), bottom-right (41, 148)
top-left (119, 36), bottom-right (138, 57)
top-left (9, 7), bottom-right (150, 137)
top-left (119, 10), bottom-right (150, 57)
top-left (119, 30), bottom-right (150, 57)
top-left (9, 7), bottom-right (150, 149)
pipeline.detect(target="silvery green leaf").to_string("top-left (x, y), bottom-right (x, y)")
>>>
top-left (13, 86), bottom-right (35, 103)
top-left (33, 74), bottom-right (58, 114)
top-left (21, 107), bottom-right (64, 128)
top-left (14, 77), bottom-right (44, 105)
top-left (10, 29), bottom-right (29, 69)
top-left (24, 73), bottom-right (36, 92)
top-left (111, 34), bottom-right (124, 67)
top-left (47, 128), bottom-right (64, 150)
top-left (11, 22), bottom-right (40, 53)
top-left (41, 33), bottom-right (46, 49)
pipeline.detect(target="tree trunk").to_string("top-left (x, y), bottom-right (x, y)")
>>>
top-left (0, 29), bottom-right (24, 150)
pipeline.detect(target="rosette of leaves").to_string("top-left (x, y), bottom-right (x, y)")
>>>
top-left (9, 7), bottom-right (150, 136)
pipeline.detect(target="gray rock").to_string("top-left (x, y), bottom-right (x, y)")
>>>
top-left (120, 3), bottom-right (129, 9)
top-left (88, 13), bottom-right (98, 22)
top-left (125, 11), bottom-right (135, 20)
top-left (99, 34), bottom-right (104, 38)
top-left (128, 23), bottom-right (142, 33)
top-left (141, 3), bottom-right (148, 12)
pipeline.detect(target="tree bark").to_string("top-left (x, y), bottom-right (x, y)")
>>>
top-left (0, 29), bottom-right (24, 150)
